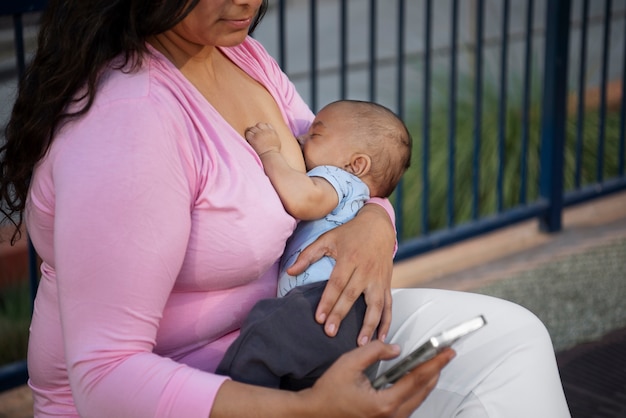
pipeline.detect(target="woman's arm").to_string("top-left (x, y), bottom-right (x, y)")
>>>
top-left (50, 98), bottom-right (228, 417)
top-left (211, 341), bottom-right (455, 418)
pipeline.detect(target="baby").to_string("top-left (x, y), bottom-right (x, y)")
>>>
top-left (216, 99), bottom-right (412, 390)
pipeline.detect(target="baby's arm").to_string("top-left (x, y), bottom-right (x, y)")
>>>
top-left (245, 123), bottom-right (338, 220)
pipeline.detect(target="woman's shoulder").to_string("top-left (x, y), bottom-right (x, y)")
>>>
top-left (56, 53), bottom-right (190, 149)
top-left (85, 53), bottom-right (193, 131)
top-left (96, 54), bottom-right (167, 106)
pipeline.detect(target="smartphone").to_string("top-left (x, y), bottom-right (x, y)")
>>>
top-left (370, 315), bottom-right (487, 389)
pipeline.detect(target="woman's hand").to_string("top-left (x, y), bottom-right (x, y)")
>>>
top-left (212, 342), bottom-right (454, 418)
top-left (302, 341), bottom-right (455, 418)
top-left (286, 203), bottom-right (396, 345)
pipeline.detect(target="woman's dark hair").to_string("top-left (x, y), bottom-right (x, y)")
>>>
top-left (0, 0), bottom-right (268, 243)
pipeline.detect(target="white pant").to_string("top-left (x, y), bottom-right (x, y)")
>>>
top-left (374, 289), bottom-right (571, 417)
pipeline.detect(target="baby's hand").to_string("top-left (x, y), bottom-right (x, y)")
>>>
top-left (244, 123), bottom-right (281, 157)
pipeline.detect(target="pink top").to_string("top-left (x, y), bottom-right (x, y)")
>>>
top-left (25, 37), bottom-right (394, 417)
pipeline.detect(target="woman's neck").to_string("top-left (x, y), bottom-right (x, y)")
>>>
top-left (147, 33), bottom-right (220, 79)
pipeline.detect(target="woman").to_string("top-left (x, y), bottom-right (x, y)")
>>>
top-left (0, 0), bottom-right (570, 417)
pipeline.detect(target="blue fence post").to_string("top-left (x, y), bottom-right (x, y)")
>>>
top-left (11, 14), bottom-right (26, 76)
top-left (538, 0), bottom-right (571, 233)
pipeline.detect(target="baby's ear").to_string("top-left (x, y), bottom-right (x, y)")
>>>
top-left (348, 153), bottom-right (372, 177)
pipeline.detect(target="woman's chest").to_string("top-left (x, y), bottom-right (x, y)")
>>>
top-left (188, 57), bottom-right (306, 172)
top-left (174, 123), bottom-right (297, 291)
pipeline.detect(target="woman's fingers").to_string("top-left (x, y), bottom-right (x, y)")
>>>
top-left (344, 339), bottom-right (403, 370)
top-left (316, 262), bottom-right (358, 336)
top-left (303, 341), bottom-right (400, 418)
top-left (318, 223), bottom-right (394, 341)
top-left (306, 343), bottom-right (455, 418)
top-left (380, 348), bottom-right (456, 416)
top-left (367, 287), bottom-right (392, 343)
top-left (285, 233), bottom-right (329, 277)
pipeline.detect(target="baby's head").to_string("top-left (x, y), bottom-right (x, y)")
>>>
top-left (301, 100), bottom-right (412, 197)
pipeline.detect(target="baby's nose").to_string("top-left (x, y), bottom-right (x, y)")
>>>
top-left (296, 134), bottom-right (307, 146)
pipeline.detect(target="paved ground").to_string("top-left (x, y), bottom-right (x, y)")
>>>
top-left (393, 190), bottom-right (626, 351)
top-left (557, 326), bottom-right (626, 417)
top-left (393, 191), bottom-right (626, 290)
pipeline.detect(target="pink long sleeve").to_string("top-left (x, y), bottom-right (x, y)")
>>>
top-left (26, 38), bottom-right (311, 417)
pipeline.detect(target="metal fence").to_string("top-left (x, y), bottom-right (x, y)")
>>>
top-left (252, 0), bottom-right (626, 259)
top-left (1, 0), bottom-right (626, 393)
